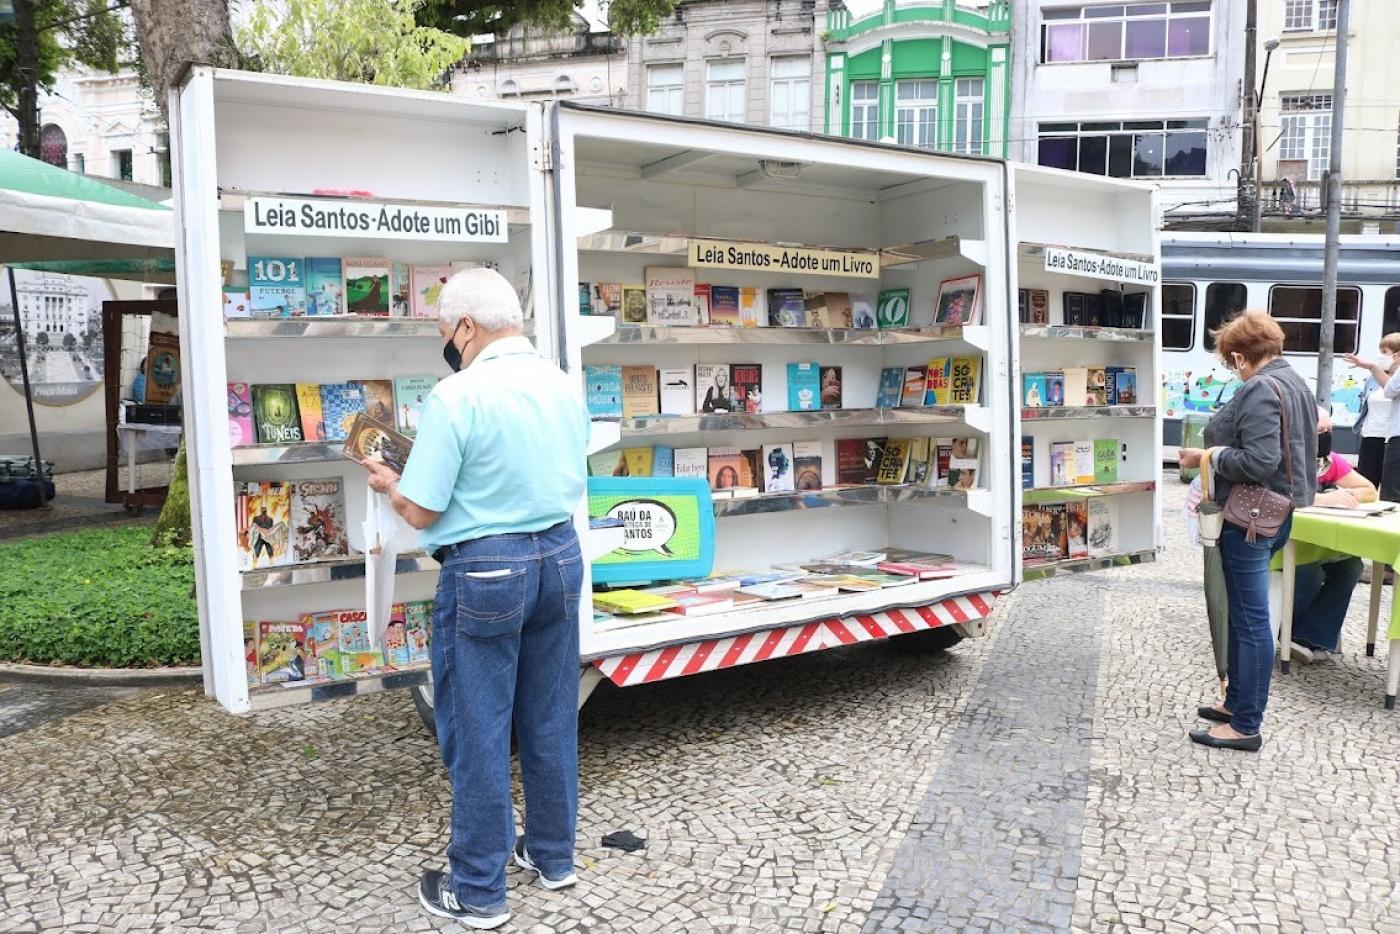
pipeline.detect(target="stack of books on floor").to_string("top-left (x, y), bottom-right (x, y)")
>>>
top-left (590, 549), bottom-right (980, 632)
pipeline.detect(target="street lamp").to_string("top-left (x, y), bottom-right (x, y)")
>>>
top-left (1252, 36), bottom-right (1281, 231)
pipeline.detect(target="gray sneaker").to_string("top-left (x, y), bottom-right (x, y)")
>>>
top-left (1289, 642), bottom-right (1315, 664)
top-left (417, 870), bottom-right (510, 930)
top-left (513, 837), bottom-right (579, 890)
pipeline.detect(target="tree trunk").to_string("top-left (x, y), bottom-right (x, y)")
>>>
top-left (152, 440), bottom-right (192, 547)
top-left (15, 0), bottom-right (41, 158)
top-left (128, 0), bottom-right (240, 119)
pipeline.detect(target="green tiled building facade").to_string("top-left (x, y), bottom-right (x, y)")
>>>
top-left (824, 0), bottom-right (1011, 157)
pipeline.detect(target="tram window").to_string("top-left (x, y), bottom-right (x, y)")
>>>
top-left (1268, 285), bottom-right (1360, 354)
top-left (1202, 282), bottom-right (1247, 351)
top-left (1383, 287), bottom-right (1400, 337)
top-left (1162, 282), bottom-right (1195, 350)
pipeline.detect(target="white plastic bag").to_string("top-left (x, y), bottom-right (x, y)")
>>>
top-left (363, 485), bottom-right (420, 653)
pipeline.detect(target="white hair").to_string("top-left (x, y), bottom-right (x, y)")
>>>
top-left (437, 267), bottom-right (522, 332)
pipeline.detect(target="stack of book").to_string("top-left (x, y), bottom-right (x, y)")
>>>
top-left (1021, 366), bottom-right (1138, 408)
top-left (247, 601), bottom-right (433, 687)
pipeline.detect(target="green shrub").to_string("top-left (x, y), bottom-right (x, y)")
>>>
top-left (0, 525), bottom-right (200, 667)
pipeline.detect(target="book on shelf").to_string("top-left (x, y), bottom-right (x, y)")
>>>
top-left (645, 266), bottom-right (699, 326)
top-left (1094, 439), bottom-right (1119, 484)
top-left (934, 273), bottom-right (982, 326)
top-left (738, 449), bottom-right (761, 489)
top-left (767, 288), bottom-right (806, 328)
top-left (1045, 371), bottom-right (1065, 406)
top-left (693, 284), bottom-right (712, 325)
top-left (588, 449), bottom-right (627, 477)
top-left (947, 356), bottom-right (981, 405)
top-left (876, 438), bottom-right (911, 484)
top-left (907, 437), bottom-right (932, 486)
top-left (592, 283), bottom-right (623, 319)
top-left (342, 412), bottom-right (414, 474)
top-left (708, 447), bottom-right (744, 491)
top-left (666, 593), bottom-right (735, 616)
top-left (248, 256), bottom-right (307, 317)
top-left (404, 601), bottom-right (432, 664)
top-left (659, 367), bottom-right (694, 416)
top-left (578, 282), bottom-right (592, 316)
top-left (1064, 292), bottom-right (1087, 327)
top-left (1110, 367), bottom-right (1138, 405)
top-left (410, 265), bottom-right (453, 318)
top-left (945, 437), bottom-right (979, 490)
top-left (620, 284), bottom-right (647, 324)
top-left (330, 609), bottom-right (382, 677)
top-left (710, 286), bottom-right (740, 326)
top-left (1018, 288), bottom-right (1049, 325)
top-left (802, 291), bottom-right (828, 328)
top-left (793, 440), bottom-right (822, 491)
top-left (736, 582), bottom-right (811, 601)
top-left (384, 604), bottom-right (411, 667)
top-left (142, 330), bottom-right (181, 404)
top-left (930, 439), bottom-right (952, 487)
top-left (1066, 502), bottom-right (1090, 560)
top-left (356, 379), bottom-right (396, 425)
top-left (1023, 503), bottom-right (1068, 563)
top-left (295, 383), bottom-right (325, 442)
top-left (304, 258), bottom-right (343, 316)
top-left (622, 447), bottom-right (654, 478)
top-left (824, 292), bottom-right (855, 327)
top-left (653, 445), bottom-right (675, 477)
top-left (820, 366), bottom-right (843, 410)
top-left (585, 365), bottom-right (623, 419)
top-left (252, 384), bottom-right (303, 445)
top-left (343, 257), bottom-right (391, 316)
top-left (787, 362), bottom-right (820, 411)
top-left (290, 477), bottom-right (350, 563)
top-left (257, 620), bottom-right (307, 684)
top-left (1021, 436), bottom-right (1035, 489)
top-left (1062, 366), bottom-right (1090, 406)
top-left (850, 293), bottom-right (878, 328)
top-left (1073, 440), bottom-right (1095, 485)
top-left (393, 375), bottom-right (438, 437)
top-left (1087, 498), bottom-right (1118, 557)
top-left (622, 365), bottom-right (659, 418)
top-left (391, 262), bottom-right (411, 316)
top-left (696, 364), bottom-right (733, 414)
top-left (761, 443), bottom-right (796, 493)
top-left (224, 287), bottom-right (250, 319)
top-left (875, 367), bottom-right (904, 409)
top-left (1121, 293), bottom-right (1147, 329)
top-left (1049, 441), bottom-right (1074, 487)
top-left (737, 287), bottom-right (766, 327)
top-left (227, 383), bottom-right (254, 447)
top-left (1099, 289), bottom-right (1124, 329)
top-left (902, 366), bottom-right (927, 408)
top-left (1023, 372), bottom-right (1048, 408)
top-left (924, 358), bottom-right (950, 406)
top-left (1087, 367), bottom-right (1108, 406)
top-left (674, 447), bottom-right (708, 479)
top-left (876, 288), bottom-right (910, 329)
top-left (594, 589), bottom-right (679, 614)
top-left (731, 364), bottom-right (763, 413)
top-left (237, 480), bottom-right (293, 570)
top-left (301, 610), bottom-right (339, 679)
top-left (319, 382), bottom-right (367, 442)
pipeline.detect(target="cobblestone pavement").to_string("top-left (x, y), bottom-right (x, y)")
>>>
top-left (0, 679), bottom-right (136, 739)
top-left (2, 482), bottom-right (1399, 932)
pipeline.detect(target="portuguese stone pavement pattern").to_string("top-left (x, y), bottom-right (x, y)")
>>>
top-left (1, 483), bottom-right (1398, 932)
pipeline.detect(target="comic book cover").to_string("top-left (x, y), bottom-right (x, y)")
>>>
top-left (251, 384), bottom-right (303, 445)
top-left (385, 603), bottom-right (411, 667)
top-left (291, 477), bottom-right (349, 563)
top-left (257, 620), bottom-right (307, 684)
top-left (301, 610), bottom-right (340, 680)
top-left (227, 382), bottom-right (254, 447)
top-left (342, 413), bottom-right (414, 475)
top-left (404, 601), bottom-right (432, 664)
top-left (295, 383), bottom-right (325, 442)
top-left (236, 480), bottom-right (292, 570)
top-left (319, 382), bottom-right (366, 443)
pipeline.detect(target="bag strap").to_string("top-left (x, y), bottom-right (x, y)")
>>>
top-left (1262, 374), bottom-right (1294, 490)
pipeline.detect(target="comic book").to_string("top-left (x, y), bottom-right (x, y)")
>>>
top-left (318, 383), bottom-right (366, 443)
top-left (236, 480), bottom-right (292, 570)
top-left (300, 610), bottom-right (340, 680)
top-left (385, 603), bottom-right (411, 667)
top-left (342, 413), bottom-right (414, 475)
top-left (257, 620), bottom-right (308, 684)
top-left (290, 477), bottom-right (350, 563)
top-left (404, 601), bottom-right (433, 664)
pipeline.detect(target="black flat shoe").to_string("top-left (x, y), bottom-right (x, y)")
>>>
top-left (1189, 728), bottom-right (1262, 752)
top-left (1196, 705), bottom-right (1231, 724)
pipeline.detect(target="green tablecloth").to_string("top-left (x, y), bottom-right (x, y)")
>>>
top-left (1270, 506), bottom-right (1400, 639)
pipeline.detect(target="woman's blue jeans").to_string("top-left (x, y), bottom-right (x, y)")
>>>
top-left (1219, 514), bottom-right (1293, 736)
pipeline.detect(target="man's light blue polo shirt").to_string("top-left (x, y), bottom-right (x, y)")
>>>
top-left (397, 335), bottom-right (590, 553)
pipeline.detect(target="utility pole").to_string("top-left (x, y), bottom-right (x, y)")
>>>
top-left (15, 0), bottom-right (40, 158)
top-left (1240, 0), bottom-right (1257, 232)
top-left (1316, 0), bottom-right (1350, 409)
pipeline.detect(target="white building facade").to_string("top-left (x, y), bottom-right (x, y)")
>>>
top-left (450, 15), bottom-right (628, 106)
top-left (1010, 0), bottom-right (1246, 227)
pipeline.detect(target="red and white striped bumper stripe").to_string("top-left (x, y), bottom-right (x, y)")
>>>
top-left (593, 591), bottom-right (996, 688)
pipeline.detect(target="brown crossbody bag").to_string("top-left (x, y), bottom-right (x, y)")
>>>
top-left (1221, 377), bottom-right (1294, 543)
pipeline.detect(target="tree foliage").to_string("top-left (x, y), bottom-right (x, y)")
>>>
top-left (0, 0), bottom-right (126, 133)
top-left (238, 0), bottom-right (471, 89)
top-left (416, 0), bottom-right (675, 39)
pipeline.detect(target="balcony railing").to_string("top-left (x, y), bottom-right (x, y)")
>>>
top-left (1261, 178), bottom-right (1400, 221)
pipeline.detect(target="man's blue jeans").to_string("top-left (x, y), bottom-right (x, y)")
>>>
top-left (1219, 515), bottom-right (1292, 737)
top-left (1293, 556), bottom-right (1364, 652)
top-left (430, 521), bottom-right (583, 908)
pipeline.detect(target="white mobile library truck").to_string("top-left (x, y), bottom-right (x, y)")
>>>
top-left (169, 69), bottom-right (1161, 719)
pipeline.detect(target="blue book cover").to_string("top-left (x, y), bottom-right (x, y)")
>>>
top-left (319, 382), bottom-right (366, 442)
top-left (247, 256), bottom-right (307, 317)
top-left (1021, 437), bottom-right (1034, 489)
top-left (652, 445), bottom-right (674, 477)
top-left (1113, 368), bottom-right (1137, 406)
top-left (305, 258), bottom-right (344, 316)
top-left (787, 362), bottom-right (820, 411)
top-left (585, 365), bottom-right (623, 418)
top-left (1045, 370), bottom-right (1065, 406)
top-left (875, 367), bottom-right (904, 409)
top-left (1022, 373), bottom-right (1048, 408)
top-left (767, 288), bottom-right (806, 327)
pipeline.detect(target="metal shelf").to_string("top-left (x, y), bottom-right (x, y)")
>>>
top-left (231, 442), bottom-right (346, 465)
top-left (596, 323), bottom-right (989, 349)
top-left (225, 317), bottom-right (535, 339)
top-left (248, 665), bottom-right (431, 712)
top-left (1021, 548), bottom-right (1158, 581)
top-left (713, 484), bottom-right (991, 518)
top-left (1020, 406), bottom-right (1155, 421)
top-left (1021, 480), bottom-right (1156, 505)
top-left (240, 552), bottom-right (438, 588)
top-left (1018, 324), bottom-right (1152, 343)
top-left (607, 405), bottom-right (992, 438)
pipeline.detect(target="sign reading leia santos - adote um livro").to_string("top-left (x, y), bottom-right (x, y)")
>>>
top-left (1043, 247), bottom-right (1159, 286)
top-left (688, 238), bottom-right (880, 279)
top-left (244, 197), bottom-right (508, 243)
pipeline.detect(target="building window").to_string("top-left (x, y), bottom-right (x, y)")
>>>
top-left (1041, 2), bottom-right (1211, 63)
top-left (769, 57), bottom-right (810, 130)
top-left (706, 58), bottom-right (746, 123)
top-left (1268, 285), bottom-right (1360, 353)
top-left (1382, 286), bottom-right (1400, 337)
top-left (895, 79), bottom-right (937, 149)
top-left (112, 148), bottom-right (133, 182)
top-left (1202, 282), bottom-right (1248, 351)
top-left (850, 81), bottom-right (879, 140)
top-left (554, 76), bottom-right (577, 97)
top-left (1037, 119), bottom-right (1207, 178)
top-left (39, 124), bottom-right (67, 168)
top-left (1280, 93), bottom-right (1332, 181)
top-left (1162, 282), bottom-right (1195, 350)
top-left (646, 63), bottom-right (684, 115)
top-left (953, 77), bottom-right (985, 155)
top-left (73, 153), bottom-right (85, 174)
top-left (1284, 0), bottom-right (1337, 31)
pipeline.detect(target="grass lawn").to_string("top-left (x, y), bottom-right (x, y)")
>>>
top-left (0, 524), bottom-right (200, 667)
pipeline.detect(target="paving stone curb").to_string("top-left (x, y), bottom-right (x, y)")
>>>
top-left (0, 661), bottom-right (202, 686)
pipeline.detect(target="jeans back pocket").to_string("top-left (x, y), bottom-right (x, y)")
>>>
top-left (455, 566), bottom-right (528, 639)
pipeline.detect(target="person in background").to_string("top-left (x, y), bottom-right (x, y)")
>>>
top-left (1290, 428), bottom-right (1378, 664)
top-left (1178, 311), bottom-right (1317, 753)
top-left (358, 268), bottom-right (589, 930)
top-left (1341, 332), bottom-right (1400, 488)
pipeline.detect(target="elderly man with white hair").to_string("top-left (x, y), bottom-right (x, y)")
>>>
top-left (359, 267), bottom-right (590, 929)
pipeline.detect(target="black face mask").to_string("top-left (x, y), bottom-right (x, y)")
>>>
top-left (442, 322), bottom-right (465, 373)
top-left (1317, 430), bottom-right (1333, 460)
